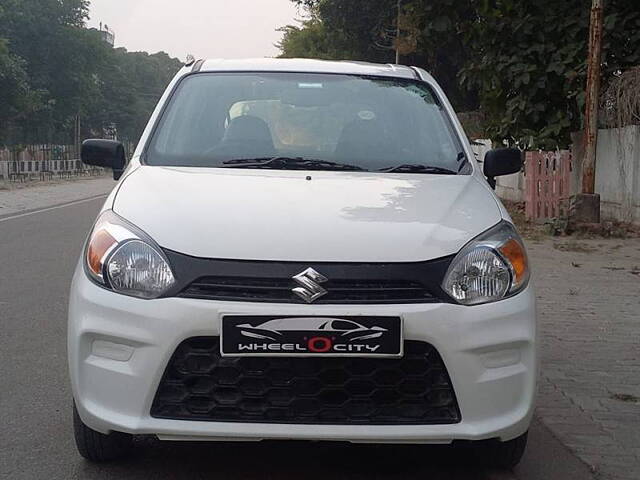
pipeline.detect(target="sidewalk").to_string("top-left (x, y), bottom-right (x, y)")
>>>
top-left (0, 177), bottom-right (115, 218)
top-left (528, 237), bottom-right (640, 480)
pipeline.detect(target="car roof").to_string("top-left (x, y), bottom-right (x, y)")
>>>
top-left (197, 58), bottom-right (419, 80)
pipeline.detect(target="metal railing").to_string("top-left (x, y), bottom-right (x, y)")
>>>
top-left (0, 145), bottom-right (106, 183)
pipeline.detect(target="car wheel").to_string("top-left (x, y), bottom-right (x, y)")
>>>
top-left (73, 402), bottom-right (132, 462)
top-left (472, 431), bottom-right (528, 469)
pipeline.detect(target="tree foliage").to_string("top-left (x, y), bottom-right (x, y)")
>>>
top-left (279, 0), bottom-right (640, 148)
top-left (0, 0), bottom-right (182, 146)
top-left (462, 0), bottom-right (640, 148)
top-left (0, 38), bottom-right (42, 138)
top-left (278, 19), bottom-right (358, 60)
top-left (282, 0), bottom-right (481, 113)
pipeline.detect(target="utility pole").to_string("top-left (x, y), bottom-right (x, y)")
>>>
top-left (571, 0), bottom-right (603, 226)
top-left (582, 0), bottom-right (604, 194)
top-left (395, 0), bottom-right (401, 64)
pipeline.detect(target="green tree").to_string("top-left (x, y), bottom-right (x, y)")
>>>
top-left (290, 0), bottom-right (402, 63)
top-left (461, 0), bottom-right (640, 148)
top-left (280, 0), bottom-right (479, 111)
top-left (0, 0), bottom-right (182, 146)
top-left (88, 49), bottom-right (182, 143)
top-left (278, 19), bottom-right (357, 60)
top-left (0, 38), bottom-right (42, 140)
top-left (0, 0), bottom-right (100, 142)
top-left (280, 0), bottom-right (640, 148)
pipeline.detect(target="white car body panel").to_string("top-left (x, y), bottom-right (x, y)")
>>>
top-left (69, 269), bottom-right (537, 443)
top-left (113, 166), bottom-right (501, 262)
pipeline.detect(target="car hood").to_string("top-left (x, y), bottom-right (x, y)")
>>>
top-left (112, 166), bottom-right (502, 262)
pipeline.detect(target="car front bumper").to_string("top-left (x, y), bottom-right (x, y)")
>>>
top-left (68, 263), bottom-right (537, 444)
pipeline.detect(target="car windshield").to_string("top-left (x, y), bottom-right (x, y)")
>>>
top-left (146, 72), bottom-right (468, 173)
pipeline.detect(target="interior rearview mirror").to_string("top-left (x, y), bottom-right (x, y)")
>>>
top-left (81, 139), bottom-right (127, 180)
top-left (483, 148), bottom-right (522, 189)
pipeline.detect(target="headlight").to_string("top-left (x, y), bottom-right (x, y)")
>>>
top-left (442, 221), bottom-right (530, 305)
top-left (84, 210), bottom-right (175, 299)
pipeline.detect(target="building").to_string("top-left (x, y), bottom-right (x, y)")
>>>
top-left (90, 23), bottom-right (115, 46)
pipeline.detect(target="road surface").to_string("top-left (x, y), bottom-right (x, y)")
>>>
top-left (0, 194), bottom-right (595, 479)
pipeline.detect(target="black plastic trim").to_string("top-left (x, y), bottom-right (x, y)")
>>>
top-left (162, 249), bottom-right (455, 304)
top-left (408, 66), bottom-right (422, 80)
top-left (151, 337), bottom-right (462, 425)
top-left (191, 59), bottom-right (205, 72)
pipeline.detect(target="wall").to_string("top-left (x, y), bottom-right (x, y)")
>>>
top-left (496, 169), bottom-right (525, 202)
top-left (572, 126), bottom-right (640, 224)
top-left (476, 127), bottom-right (640, 224)
top-left (594, 126), bottom-right (640, 223)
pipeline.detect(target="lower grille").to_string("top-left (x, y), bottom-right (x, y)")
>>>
top-left (151, 337), bottom-right (460, 425)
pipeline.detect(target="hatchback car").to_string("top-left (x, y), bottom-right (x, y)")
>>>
top-left (69, 58), bottom-right (536, 468)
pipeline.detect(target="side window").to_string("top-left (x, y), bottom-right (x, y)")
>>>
top-left (331, 320), bottom-right (359, 330)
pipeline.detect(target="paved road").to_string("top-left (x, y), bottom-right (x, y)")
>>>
top-left (528, 237), bottom-right (640, 480)
top-left (0, 195), bottom-right (595, 480)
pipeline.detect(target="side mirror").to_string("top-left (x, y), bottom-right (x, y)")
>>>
top-left (81, 139), bottom-right (127, 180)
top-left (483, 148), bottom-right (522, 189)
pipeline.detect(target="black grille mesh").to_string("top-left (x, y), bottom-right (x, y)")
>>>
top-left (151, 337), bottom-right (460, 425)
top-left (178, 277), bottom-right (437, 304)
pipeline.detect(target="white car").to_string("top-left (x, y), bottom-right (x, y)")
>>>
top-left (69, 58), bottom-right (536, 468)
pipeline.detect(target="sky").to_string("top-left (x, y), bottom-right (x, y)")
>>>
top-left (87, 0), bottom-right (302, 61)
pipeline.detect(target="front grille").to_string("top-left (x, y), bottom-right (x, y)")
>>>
top-left (178, 277), bottom-right (436, 304)
top-left (151, 337), bottom-right (461, 425)
top-left (162, 249), bottom-right (454, 304)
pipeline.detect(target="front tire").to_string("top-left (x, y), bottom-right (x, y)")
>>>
top-left (73, 403), bottom-right (132, 462)
top-left (473, 431), bottom-right (528, 469)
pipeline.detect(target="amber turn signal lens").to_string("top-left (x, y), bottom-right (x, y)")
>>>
top-left (87, 229), bottom-right (117, 279)
top-left (499, 238), bottom-right (529, 288)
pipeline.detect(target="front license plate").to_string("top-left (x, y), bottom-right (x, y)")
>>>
top-left (221, 315), bottom-right (403, 357)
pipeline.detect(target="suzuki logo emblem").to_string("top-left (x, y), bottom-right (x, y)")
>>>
top-left (292, 267), bottom-right (328, 303)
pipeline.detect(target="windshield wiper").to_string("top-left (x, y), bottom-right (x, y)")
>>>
top-left (377, 164), bottom-right (457, 174)
top-left (221, 157), bottom-right (274, 165)
top-left (221, 157), bottom-right (366, 171)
